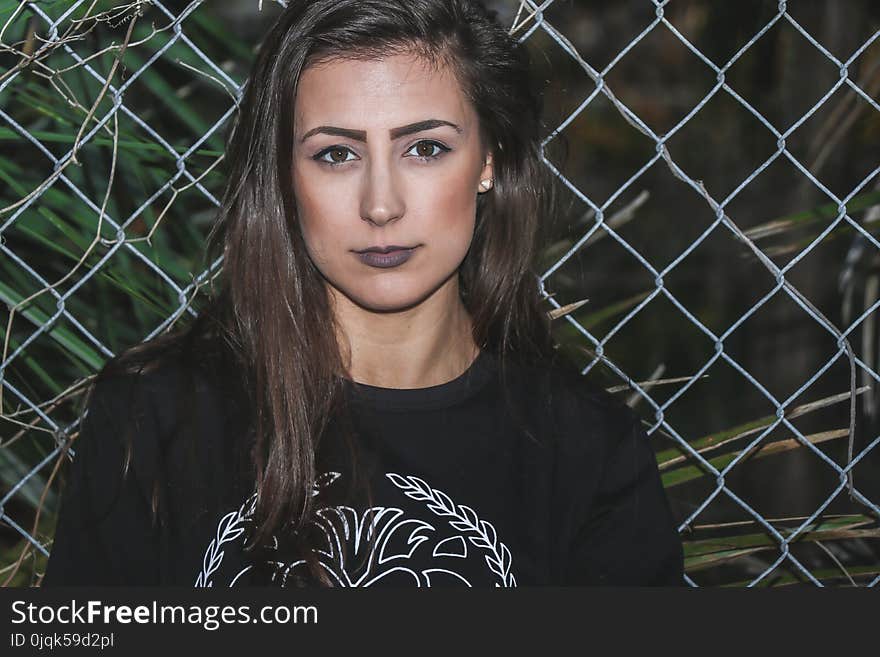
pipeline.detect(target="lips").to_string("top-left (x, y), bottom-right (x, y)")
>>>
top-left (355, 245), bottom-right (416, 254)
top-left (355, 246), bottom-right (418, 269)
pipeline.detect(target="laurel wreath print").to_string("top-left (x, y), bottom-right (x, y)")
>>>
top-left (195, 471), bottom-right (517, 587)
top-left (385, 472), bottom-right (517, 587)
top-left (194, 472), bottom-right (341, 587)
top-left (194, 492), bottom-right (257, 587)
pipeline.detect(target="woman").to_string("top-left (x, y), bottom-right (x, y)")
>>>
top-left (42, 0), bottom-right (683, 587)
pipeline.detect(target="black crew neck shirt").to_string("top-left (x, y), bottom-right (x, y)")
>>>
top-left (343, 348), bottom-right (494, 411)
top-left (42, 349), bottom-right (684, 587)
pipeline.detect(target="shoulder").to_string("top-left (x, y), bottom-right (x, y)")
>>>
top-left (495, 350), bottom-right (639, 459)
top-left (84, 339), bottom-right (246, 447)
top-left (553, 363), bottom-right (637, 434)
top-left (509, 352), bottom-right (637, 434)
top-left (552, 363), bottom-right (640, 464)
top-left (75, 342), bottom-right (252, 500)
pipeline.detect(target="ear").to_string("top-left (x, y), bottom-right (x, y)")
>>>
top-left (477, 151), bottom-right (495, 194)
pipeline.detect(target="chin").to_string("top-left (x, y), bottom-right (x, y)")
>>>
top-left (342, 283), bottom-right (435, 314)
top-left (356, 293), bottom-right (428, 314)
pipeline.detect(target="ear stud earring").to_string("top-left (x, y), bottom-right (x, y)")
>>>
top-left (479, 178), bottom-right (494, 191)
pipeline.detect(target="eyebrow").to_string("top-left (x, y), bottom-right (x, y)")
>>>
top-left (299, 119), bottom-right (462, 144)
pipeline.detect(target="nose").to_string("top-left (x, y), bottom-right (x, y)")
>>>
top-left (359, 156), bottom-right (405, 227)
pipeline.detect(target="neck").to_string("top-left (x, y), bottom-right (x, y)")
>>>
top-left (331, 276), bottom-right (479, 389)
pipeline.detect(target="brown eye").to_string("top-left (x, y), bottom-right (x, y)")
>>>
top-left (406, 140), bottom-right (450, 161)
top-left (314, 146), bottom-right (357, 167)
top-left (328, 148), bottom-right (348, 163)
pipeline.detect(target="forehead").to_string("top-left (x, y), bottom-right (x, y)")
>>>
top-left (294, 52), bottom-right (473, 132)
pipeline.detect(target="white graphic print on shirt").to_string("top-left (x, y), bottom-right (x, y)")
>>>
top-left (194, 471), bottom-right (517, 587)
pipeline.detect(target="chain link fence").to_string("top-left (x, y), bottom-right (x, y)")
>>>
top-left (1, 0), bottom-right (879, 586)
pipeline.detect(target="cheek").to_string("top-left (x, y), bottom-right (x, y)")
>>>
top-left (298, 213), bottom-right (349, 268)
top-left (424, 172), bottom-right (478, 242)
top-left (293, 173), bottom-right (349, 263)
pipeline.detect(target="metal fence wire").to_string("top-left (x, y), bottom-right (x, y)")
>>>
top-left (1, 0), bottom-right (879, 587)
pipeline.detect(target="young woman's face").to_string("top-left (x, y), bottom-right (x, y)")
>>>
top-left (292, 52), bottom-right (494, 312)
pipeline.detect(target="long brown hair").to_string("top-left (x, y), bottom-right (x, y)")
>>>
top-left (83, 0), bottom-right (568, 586)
